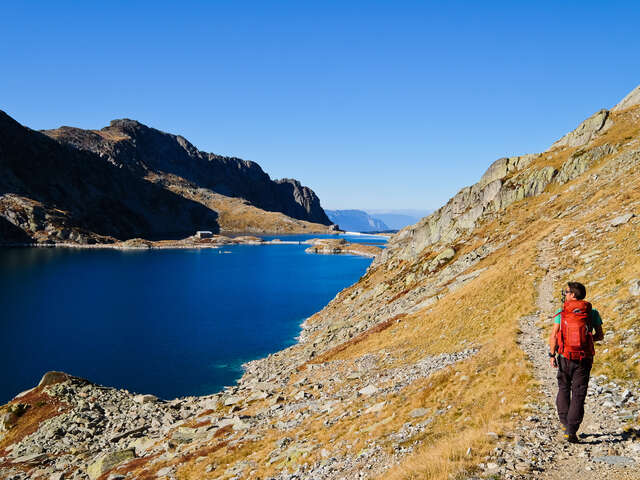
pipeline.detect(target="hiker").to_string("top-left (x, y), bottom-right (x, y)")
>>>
top-left (548, 281), bottom-right (604, 443)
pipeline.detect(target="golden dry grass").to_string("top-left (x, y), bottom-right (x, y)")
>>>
top-left (15, 103), bottom-right (639, 480)
top-left (145, 172), bottom-right (333, 234)
top-left (0, 387), bottom-right (70, 456)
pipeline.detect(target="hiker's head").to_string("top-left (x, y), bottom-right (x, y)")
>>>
top-left (566, 282), bottom-right (586, 300)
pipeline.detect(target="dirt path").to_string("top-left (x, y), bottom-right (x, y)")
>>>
top-left (481, 235), bottom-right (640, 478)
top-left (503, 235), bottom-right (640, 479)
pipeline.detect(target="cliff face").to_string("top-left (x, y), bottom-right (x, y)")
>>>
top-left (44, 119), bottom-right (331, 226)
top-left (0, 113), bottom-right (332, 244)
top-left (1, 86), bottom-right (640, 480)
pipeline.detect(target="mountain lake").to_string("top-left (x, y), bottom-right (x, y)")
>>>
top-left (0, 234), bottom-right (387, 403)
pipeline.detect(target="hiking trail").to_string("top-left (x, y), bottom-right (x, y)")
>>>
top-left (480, 235), bottom-right (640, 479)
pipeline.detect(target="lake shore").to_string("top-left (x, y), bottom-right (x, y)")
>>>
top-left (0, 233), bottom-right (386, 257)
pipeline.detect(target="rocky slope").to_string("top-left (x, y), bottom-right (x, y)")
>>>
top-left (0, 112), bottom-right (332, 244)
top-left (1, 85), bottom-right (640, 480)
top-left (43, 120), bottom-right (331, 226)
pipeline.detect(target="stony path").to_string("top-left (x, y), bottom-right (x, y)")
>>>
top-left (481, 236), bottom-right (640, 479)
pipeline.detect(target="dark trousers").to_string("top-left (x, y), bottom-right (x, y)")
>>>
top-left (556, 355), bottom-right (593, 435)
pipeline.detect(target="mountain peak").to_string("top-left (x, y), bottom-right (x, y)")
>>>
top-left (106, 118), bottom-right (148, 132)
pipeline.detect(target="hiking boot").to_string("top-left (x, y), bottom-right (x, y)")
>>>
top-left (564, 433), bottom-right (579, 443)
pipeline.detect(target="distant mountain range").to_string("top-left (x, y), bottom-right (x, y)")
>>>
top-left (325, 210), bottom-right (389, 232)
top-left (0, 112), bottom-right (333, 244)
top-left (325, 209), bottom-right (433, 232)
top-left (365, 210), bottom-right (432, 230)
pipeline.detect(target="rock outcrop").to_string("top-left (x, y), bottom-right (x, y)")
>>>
top-left (304, 237), bottom-right (383, 257)
top-left (551, 109), bottom-right (612, 148)
top-left (374, 139), bottom-right (617, 266)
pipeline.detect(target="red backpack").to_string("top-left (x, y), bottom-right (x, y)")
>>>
top-left (556, 300), bottom-right (595, 360)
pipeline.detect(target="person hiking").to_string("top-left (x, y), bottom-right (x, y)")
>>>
top-left (548, 281), bottom-right (604, 443)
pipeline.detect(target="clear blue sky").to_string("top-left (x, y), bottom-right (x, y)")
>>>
top-left (2, 1), bottom-right (639, 210)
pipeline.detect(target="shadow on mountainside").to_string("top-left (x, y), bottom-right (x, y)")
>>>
top-left (0, 216), bottom-right (33, 243)
top-left (44, 119), bottom-right (332, 225)
top-left (0, 111), bottom-right (220, 241)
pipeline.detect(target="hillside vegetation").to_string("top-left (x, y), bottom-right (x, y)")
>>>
top-left (1, 86), bottom-right (639, 480)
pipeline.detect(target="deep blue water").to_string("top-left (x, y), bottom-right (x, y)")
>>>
top-left (0, 234), bottom-right (381, 403)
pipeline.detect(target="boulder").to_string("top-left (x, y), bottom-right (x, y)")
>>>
top-left (11, 453), bottom-right (47, 464)
top-left (610, 213), bottom-right (634, 227)
top-left (218, 416), bottom-right (250, 430)
top-left (38, 371), bottom-right (70, 387)
top-left (86, 449), bottom-right (135, 480)
top-left (133, 394), bottom-right (157, 404)
top-left (358, 385), bottom-right (378, 396)
top-left (629, 279), bottom-right (640, 297)
top-left (223, 395), bottom-right (242, 406)
top-left (2, 403), bottom-right (30, 430)
top-left (408, 407), bottom-right (430, 418)
top-left (478, 155), bottom-right (536, 188)
top-left (427, 247), bottom-right (456, 272)
top-left (173, 426), bottom-right (194, 443)
top-left (592, 455), bottom-right (635, 466)
top-left (129, 436), bottom-right (156, 456)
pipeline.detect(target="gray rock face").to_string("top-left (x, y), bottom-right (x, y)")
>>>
top-left (551, 109), bottom-right (611, 149)
top-left (555, 144), bottom-right (615, 184)
top-left (273, 178), bottom-right (330, 225)
top-left (426, 247), bottom-right (455, 272)
top-left (86, 449), bottom-right (135, 480)
top-left (612, 84), bottom-right (640, 112)
top-left (374, 137), bottom-right (626, 268)
top-left (592, 455), bottom-right (635, 466)
top-left (374, 152), bottom-right (558, 265)
top-left (478, 154), bottom-right (536, 188)
top-left (610, 213), bottom-right (634, 227)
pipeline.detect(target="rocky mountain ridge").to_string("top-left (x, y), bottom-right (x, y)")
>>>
top-left (325, 210), bottom-right (389, 232)
top-left (43, 119), bottom-right (331, 227)
top-left (1, 84), bottom-right (640, 480)
top-left (375, 86), bottom-right (640, 267)
top-left (0, 112), bottom-right (332, 244)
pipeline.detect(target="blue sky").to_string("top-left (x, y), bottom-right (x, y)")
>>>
top-left (2, 1), bottom-right (639, 210)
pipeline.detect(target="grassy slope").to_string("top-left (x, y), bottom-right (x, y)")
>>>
top-left (5, 106), bottom-right (636, 480)
top-left (147, 172), bottom-right (333, 234)
top-left (154, 107), bottom-right (640, 480)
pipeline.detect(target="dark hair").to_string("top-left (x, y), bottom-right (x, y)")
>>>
top-left (568, 282), bottom-right (586, 300)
